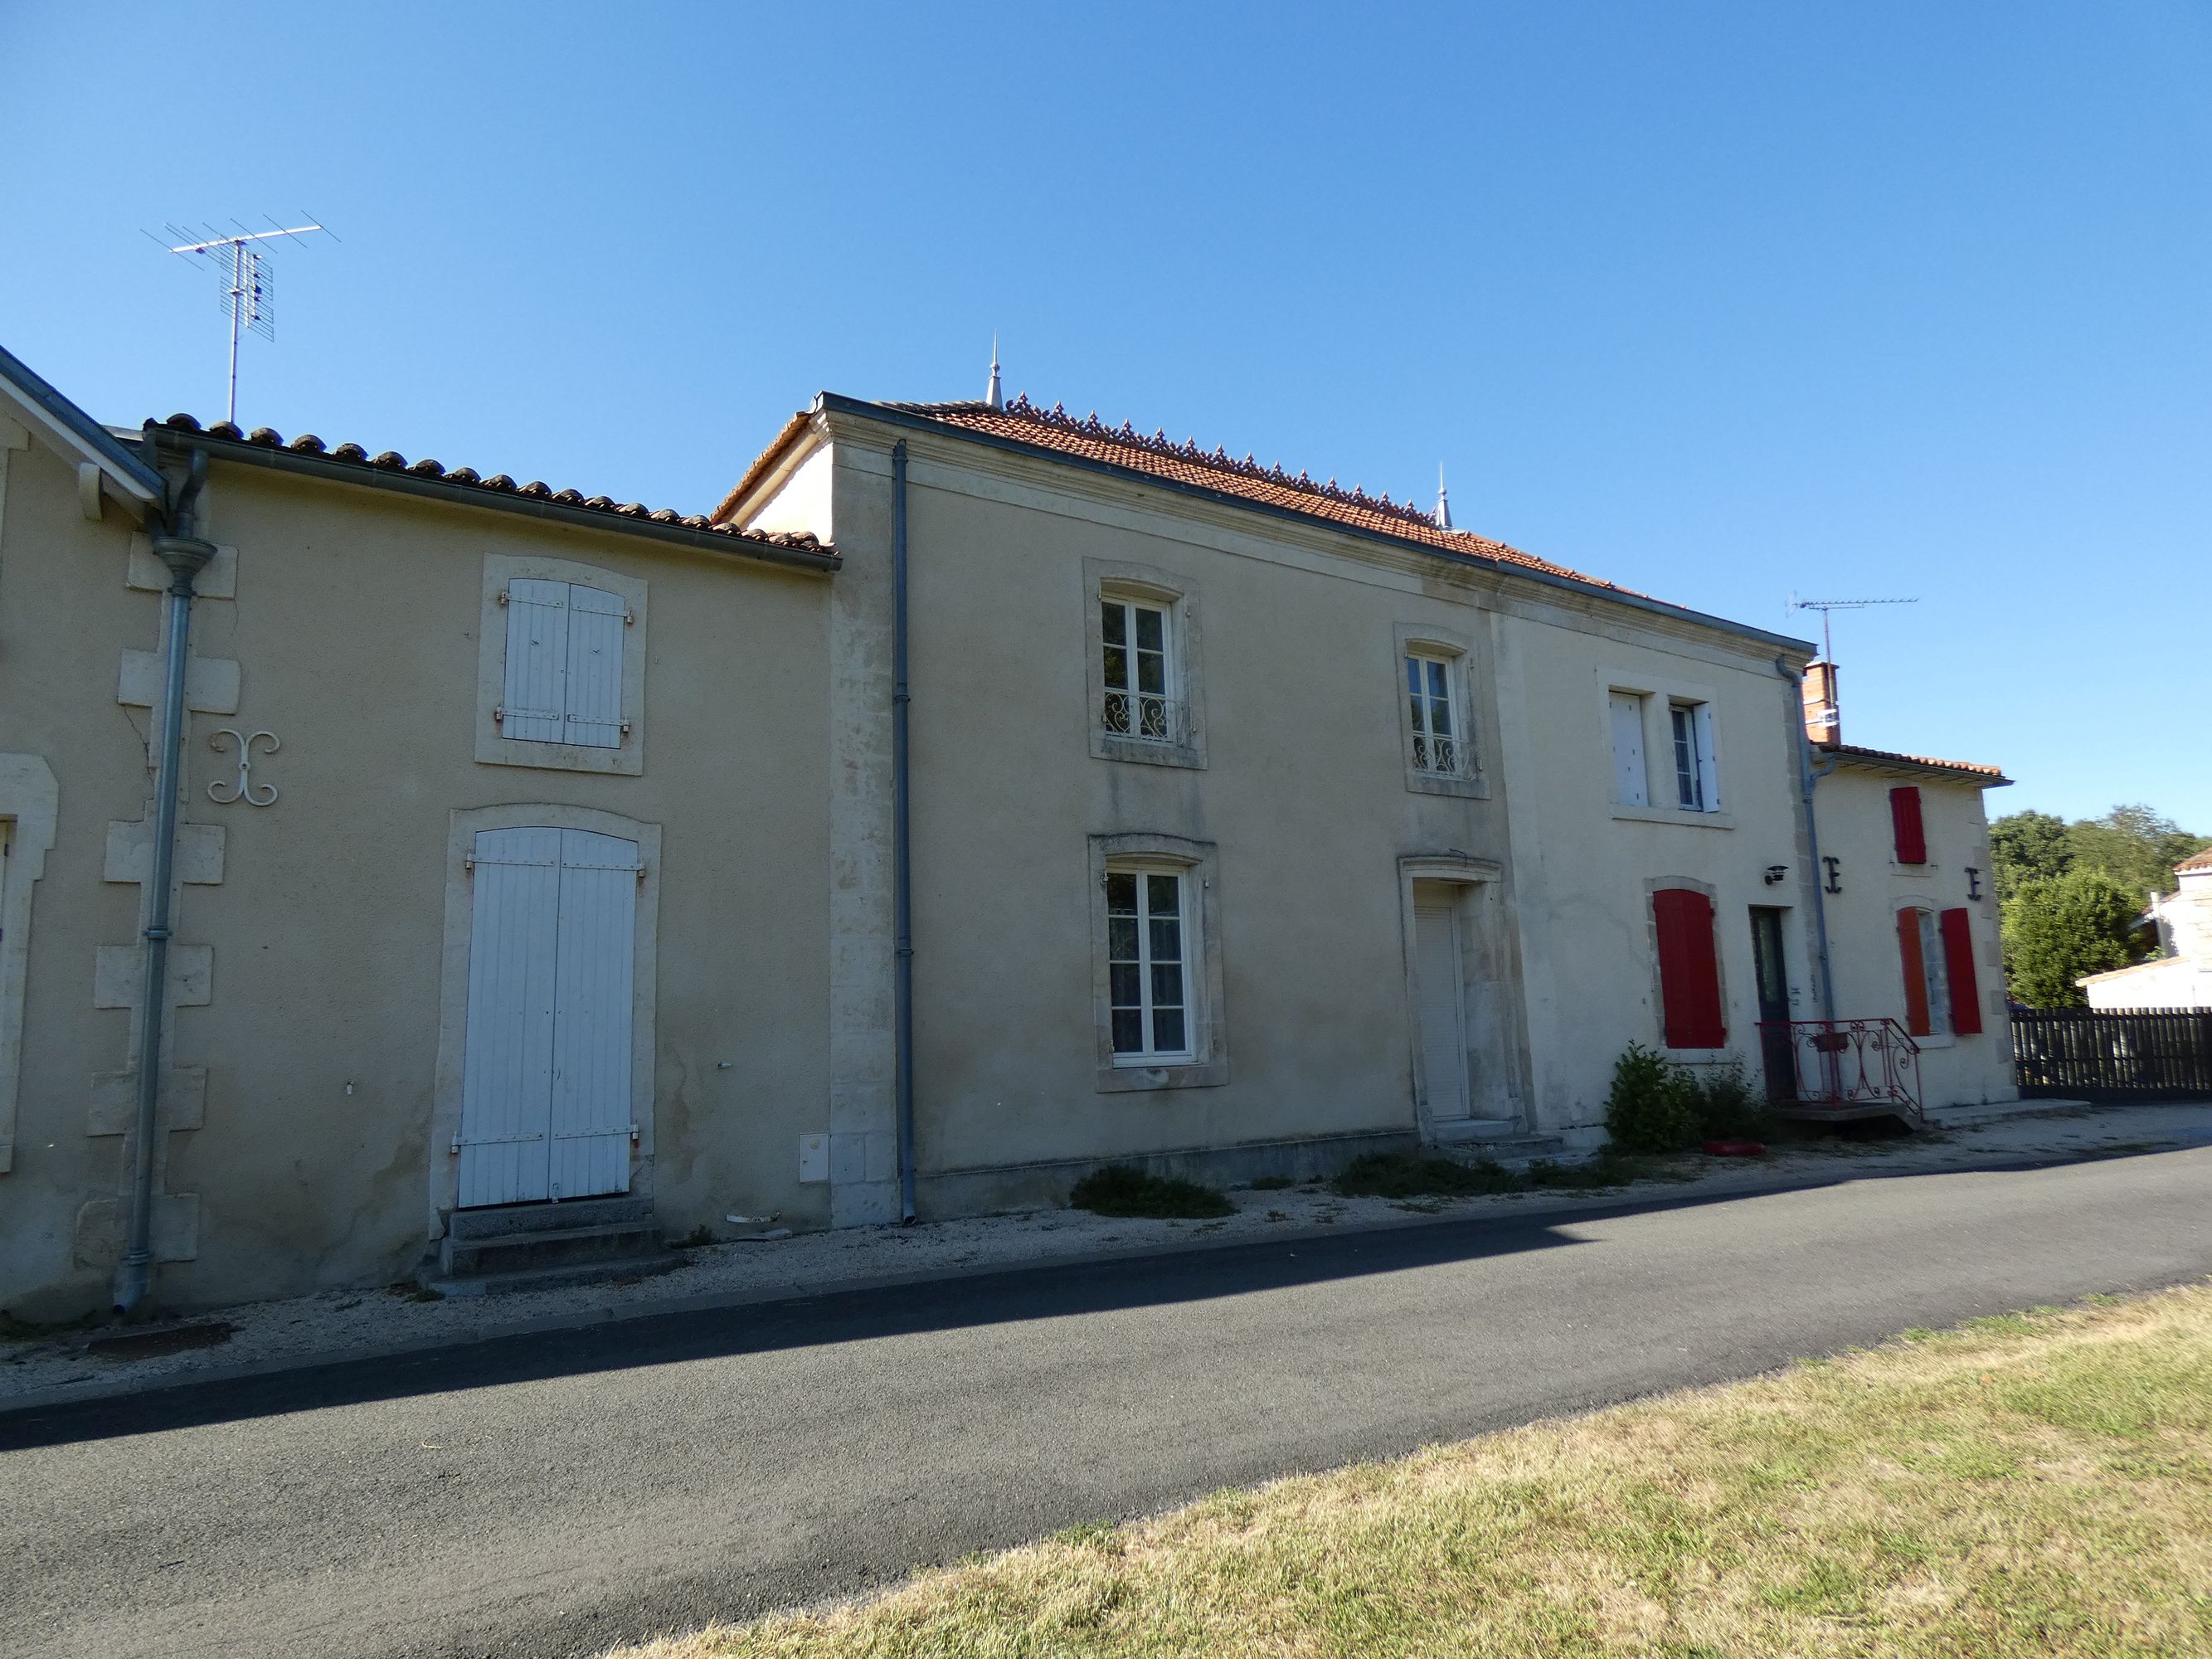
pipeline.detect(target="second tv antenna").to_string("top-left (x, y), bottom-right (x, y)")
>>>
top-left (154, 216), bottom-right (333, 426)
top-left (1787, 594), bottom-right (1918, 663)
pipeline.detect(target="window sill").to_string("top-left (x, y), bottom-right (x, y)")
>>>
top-left (1662, 1044), bottom-right (1733, 1063)
top-left (1612, 803), bottom-right (1733, 831)
top-left (1097, 1058), bottom-right (1230, 1093)
top-left (1913, 1032), bottom-right (1957, 1050)
top-left (1093, 733), bottom-right (1205, 771)
top-left (1889, 862), bottom-right (1936, 877)
top-left (1406, 768), bottom-right (1490, 800)
top-left (475, 735), bottom-right (643, 776)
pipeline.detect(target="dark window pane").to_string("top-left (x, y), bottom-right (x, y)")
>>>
top-left (1151, 1008), bottom-right (1185, 1053)
top-left (1102, 644), bottom-right (1128, 690)
top-left (1139, 697), bottom-right (1169, 739)
top-left (1134, 606), bottom-right (1164, 654)
top-left (1108, 917), bottom-right (1139, 959)
top-left (1101, 601), bottom-right (1126, 646)
top-left (1112, 1009), bottom-right (1145, 1053)
top-left (1136, 649), bottom-right (1166, 696)
top-left (1111, 963), bottom-right (1142, 1006)
top-left (1150, 918), bottom-right (1182, 963)
top-left (1407, 655), bottom-right (1422, 696)
top-left (1106, 872), bottom-right (1137, 913)
top-left (1427, 659), bottom-right (1449, 703)
top-left (1430, 696), bottom-right (1451, 737)
top-left (1146, 873), bottom-right (1179, 914)
top-left (1151, 962), bottom-right (1184, 1006)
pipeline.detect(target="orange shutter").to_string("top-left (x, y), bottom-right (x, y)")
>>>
top-left (1896, 909), bottom-right (1931, 1036)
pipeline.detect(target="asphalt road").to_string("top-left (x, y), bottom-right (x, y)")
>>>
top-left (5, 1144), bottom-right (2209, 1659)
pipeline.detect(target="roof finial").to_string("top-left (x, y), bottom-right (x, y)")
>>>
top-left (1434, 463), bottom-right (1452, 530)
top-left (985, 333), bottom-right (1003, 410)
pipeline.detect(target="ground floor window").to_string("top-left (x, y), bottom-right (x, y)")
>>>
top-left (1898, 904), bottom-right (1983, 1037)
top-left (1107, 867), bottom-right (1190, 1061)
top-left (1652, 885), bottom-right (1727, 1048)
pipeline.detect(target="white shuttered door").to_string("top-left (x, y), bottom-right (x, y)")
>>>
top-left (1414, 895), bottom-right (1471, 1121)
top-left (458, 827), bottom-right (639, 1207)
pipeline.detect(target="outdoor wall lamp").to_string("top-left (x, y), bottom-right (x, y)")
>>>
top-left (1762, 864), bottom-right (1789, 886)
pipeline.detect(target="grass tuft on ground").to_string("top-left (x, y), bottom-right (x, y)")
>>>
top-left (607, 1282), bottom-right (2212, 1659)
top-left (1068, 1165), bottom-right (1233, 1219)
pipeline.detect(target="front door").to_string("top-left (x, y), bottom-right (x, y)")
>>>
top-left (1414, 889), bottom-right (1471, 1121)
top-left (1749, 906), bottom-right (1796, 1102)
top-left (458, 827), bottom-right (639, 1207)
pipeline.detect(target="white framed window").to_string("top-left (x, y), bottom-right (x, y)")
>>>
top-left (1101, 596), bottom-right (1178, 746)
top-left (1088, 832), bottom-right (1227, 1090)
top-left (1669, 700), bottom-right (1720, 812)
top-left (476, 555), bottom-right (646, 776)
top-left (1406, 653), bottom-right (1461, 776)
top-left (1106, 866), bottom-right (1192, 1062)
top-left (1083, 560), bottom-right (1206, 770)
top-left (1609, 691), bottom-right (1650, 806)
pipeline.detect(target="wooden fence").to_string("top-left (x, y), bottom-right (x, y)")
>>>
top-left (2011, 1009), bottom-right (2212, 1099)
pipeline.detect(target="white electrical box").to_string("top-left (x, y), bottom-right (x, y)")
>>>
top-left (798, 1133), bottom-right (829, 1184)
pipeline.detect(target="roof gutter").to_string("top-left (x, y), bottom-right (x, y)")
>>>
top-left (137, 427), bottom-right (841, 575)
top-left (814, 393), bottom-right (1816, 659)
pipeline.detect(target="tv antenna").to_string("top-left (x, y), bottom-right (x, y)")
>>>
top-left (151, 216), bottom-right (333, 426)
top-left (1787, 594), bottom-right (1918, 663)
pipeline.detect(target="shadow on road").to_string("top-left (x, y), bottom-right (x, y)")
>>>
top-left (2, 1141), bottom-right (2195, 1454)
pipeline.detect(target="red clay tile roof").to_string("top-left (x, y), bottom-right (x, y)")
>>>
top-left (152, 413), bottom-right (833, 557)
top-left (881, 395), bottom-right (1628, 591)
top-left (2177, 849), bottom-right (2212, 874)
top-left (1821, 742), bottom-right (2011, 785)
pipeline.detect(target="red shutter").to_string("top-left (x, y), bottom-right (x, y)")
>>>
top-left (1896, 909), bottom-right (1932, 1036)
top-left (1889, 786), bottom-right (1927, 864)
top-left (1654, 888), bottom-right (1726, 1048)
top-left (1939, 907), bottom-right (1983, 1035)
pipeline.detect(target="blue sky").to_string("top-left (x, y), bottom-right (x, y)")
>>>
top-left (5, 3), bottom-right (2204, 829)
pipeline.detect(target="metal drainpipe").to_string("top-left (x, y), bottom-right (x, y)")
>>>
top-left (892, 441), bottom-right (916, 1224)
top-left (1775, 655), bottom-right (1838, 1025)
top-left (114, 452), bottom-right (212, 1314)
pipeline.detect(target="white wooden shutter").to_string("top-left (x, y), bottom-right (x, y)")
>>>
top-left (547, 829), bottom-right (638, 1199)
top-left (502, 579), bottom-right (570, 743)
top-left (1609, 693), bottom-right (1649, 806)
top-left (1694, 703), bottom-right (1721, 811)
top-left (562, 586), bottom-right (626, 749)
top-left (457, 828), bottom-right (562, 1206)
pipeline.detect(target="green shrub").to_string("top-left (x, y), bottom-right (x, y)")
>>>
top-left (1333, 1152), bottom-right (1520, 1199)
top-left (1069, 1165), bottom-right (1233, 1219)
top-left (1691, 1059), bottom-right (1774, 1141)
top-left (1604, 1044), bottom-right (1704, 1152)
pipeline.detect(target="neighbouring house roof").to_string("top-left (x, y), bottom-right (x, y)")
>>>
top-left (2178, 849), bottom-right (2212, 875)
top-left (2077, 956), bottom-right (2201, 985)
top-left (721, 392), bottom-right (1823, 657)
top-left (1820, 742), bottom-right (2012, 788)
top-left (0, 343), bottom-right (166, 513)
top-left (140, 414), bottom-right (839, 572)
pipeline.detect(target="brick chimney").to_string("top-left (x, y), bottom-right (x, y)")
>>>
top-left (1801, 660), bottom-right (1840, 747)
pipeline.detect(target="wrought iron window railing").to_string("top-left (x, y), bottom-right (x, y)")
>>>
top-left (1101, 692), bottom-right (1187, 747)
top-left (1411, 732), bottom-right (1465, 777)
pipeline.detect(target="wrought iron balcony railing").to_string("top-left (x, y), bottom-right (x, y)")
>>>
top-left (1758, 1017), bottom-right (1925, 1126)
top-left (1101, 692), bottom-right (1189, 747)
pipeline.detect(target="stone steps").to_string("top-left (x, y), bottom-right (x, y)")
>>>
top-left (427, 1196), bottom-right (685, 1298)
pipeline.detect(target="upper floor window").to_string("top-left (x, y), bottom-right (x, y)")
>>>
top-left (1406, 653), bottom-right (1461, 776)
top-left (476, 554), bottom-right (647, 776)
top-left (1085, 561), bottom-right (1206, 771)
top-left (1610, 691), bottom-right (1650, 806)
top-left (1669, 701), bottom-right (1719, 811)
top-left (503, 579), bottom-right (628, 748)
top-left (1889, 786), bottom-right (1928, 864)
top-left (1101, 596), bottom-right (1177, 745)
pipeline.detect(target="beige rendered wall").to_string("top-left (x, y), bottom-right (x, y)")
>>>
top-left (1492, 611), bottom-right (1824, 1129)
top-left (824, 426), bottom-right (1529, 1206)
top-left (0, 443), bottom-right (836, 1317)
top-left (1814, 766), bottom-right (2016, 1106)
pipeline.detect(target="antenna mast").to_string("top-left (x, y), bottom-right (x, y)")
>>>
top-left (1787, 594), bottom-right (1919, 663)
top-left (156, 217), bottom-right (333, 426)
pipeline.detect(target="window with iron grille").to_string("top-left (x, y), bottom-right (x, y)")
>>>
top-left (1101, 596), bottom-right (1178, 745)
top-left (1106, 867), bottom-right (1191, 1062)
top-left (1406, 653), bottom-right (1461, 776)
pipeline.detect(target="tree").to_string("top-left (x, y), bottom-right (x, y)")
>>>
top-left (2002, 869), bottom-right (2144, 1009)
top-left (1989, 810), bottom-right (2071, 904)
top-left (2064, 804), bottom-right (2210, 900)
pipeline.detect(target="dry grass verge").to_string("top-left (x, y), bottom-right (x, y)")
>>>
top-left (611, 1284), bottom-right (2212, 1658)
